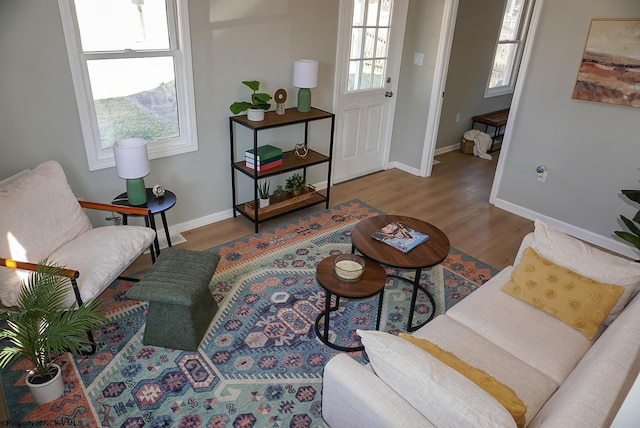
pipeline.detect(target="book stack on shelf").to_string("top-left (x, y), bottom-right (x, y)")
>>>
top-left (246, 144), bottom-right (283, 171)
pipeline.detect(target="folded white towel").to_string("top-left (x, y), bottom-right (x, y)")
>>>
top-left (463, 129), bottom-right (492, 160)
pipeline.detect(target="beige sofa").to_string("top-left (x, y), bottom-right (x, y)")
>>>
top-left (0, 160), bottom-right (156, 309)
top-left (322, 220), bottom-right (640, 427)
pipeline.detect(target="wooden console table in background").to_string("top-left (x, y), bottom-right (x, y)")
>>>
top-left (471, 108), bottom-right (509, 153)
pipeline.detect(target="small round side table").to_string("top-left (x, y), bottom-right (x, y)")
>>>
top-left (314, 255), bottom-right (387, 352)
top-left (112, 188), bottom-right (177, 256)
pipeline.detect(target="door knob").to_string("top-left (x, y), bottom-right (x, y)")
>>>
top-left (384, 91), bottom-right (393, 98)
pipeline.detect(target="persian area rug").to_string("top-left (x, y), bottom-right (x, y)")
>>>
top-left (1, 200), bottom-right (498, 427)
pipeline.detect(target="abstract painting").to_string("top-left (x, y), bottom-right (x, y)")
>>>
top-left (572, 19), bottom-right (640, 108)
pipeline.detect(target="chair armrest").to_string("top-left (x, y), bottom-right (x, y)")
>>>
top-left (78, 200), bottom-right (150, 216)
top-left (0, 257), bottom-right (79, 279)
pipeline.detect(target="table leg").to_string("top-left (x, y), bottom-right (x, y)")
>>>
top-left (375, 288), bottom-right (384, 331)
top-left (314, 291), bottom-right (367, 353)
top-left (388, 268), bottom-right (436, 332)
top-left (148, 214), bottom-right (161, 256)
top-left (160, 211), bottom-right (172, 247)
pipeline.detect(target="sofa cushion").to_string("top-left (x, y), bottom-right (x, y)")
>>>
top-left (528, 293), bottom-right (640, 428)
top-left (399, 333), bottom-right (527, 428)
top-left (0, 160), bottom-right (92, 306)
top-left (530, 219), bottom-right (640, 325)
top-left (503, 247), bottom-right (624, 340)
top-left (412, 315), bottom-right (558, 424)
top-left (50, 226), bottom-right (155, 307)
top-left (447, 267), bottom-right (592, 384)
top-left (357, 329), bottom-right (518, 428)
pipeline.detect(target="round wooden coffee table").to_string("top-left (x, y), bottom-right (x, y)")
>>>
top-left (351, 215), bottom-right (450, 332)
top-left (314, 255), bottom-right (387, 352)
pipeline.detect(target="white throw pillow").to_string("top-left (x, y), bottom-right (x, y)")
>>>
top-left (530, 220), bottom-right (640, 325)
top-left (357, 329), bottom-right (517, 428)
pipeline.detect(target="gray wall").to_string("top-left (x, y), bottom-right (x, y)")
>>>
top-left (495, 0), bottom-right (640, 257)
top-left (390, 0), bottom-right (445, 168)
top-left (0, 0), bottom-right (338, 229)
top-left (436, 0), bottom-right (512, 149)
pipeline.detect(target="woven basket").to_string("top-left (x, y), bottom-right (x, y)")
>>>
top-left (460, 137), bottom-right (474, 154)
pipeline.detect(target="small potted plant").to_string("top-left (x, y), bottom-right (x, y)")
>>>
top-left (0, 262), bottom-right (105, 404)
top-left (285, 173), bottom-right (306, 196)
top-left (230, 80), bottom-right (272, 121)
top-left (258, 180), bottom-right (270, 208)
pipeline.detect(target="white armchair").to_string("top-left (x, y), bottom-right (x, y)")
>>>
top-left (0, 160), bottom-right (156, 312)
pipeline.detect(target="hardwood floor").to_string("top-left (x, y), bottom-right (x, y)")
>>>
top-left (125, 150), bottom-right (533, 275)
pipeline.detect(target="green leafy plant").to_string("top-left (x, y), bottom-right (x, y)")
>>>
top-left (258, 180), bottom-right (270, 199)
top-left (615, 189), bottom-right (640, 251)
top-left (230, 81), bottom-right (272, 114)
top-left (0, 262), bottom-right (105, 382)
top-left (285, 173), bottom-right (306, 192)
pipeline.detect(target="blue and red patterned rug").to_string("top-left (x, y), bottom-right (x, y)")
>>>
top-left (1, 200), bottom-right (497, 427)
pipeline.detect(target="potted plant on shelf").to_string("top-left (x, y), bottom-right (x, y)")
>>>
top-left (285, 173), bottom-right (306, 196)
top-left (258, 180), bottom-right (270, 208)
top-left (230, 80), bottom-right (272, 122)
top-left (0, 262), bottom-right (105, 404)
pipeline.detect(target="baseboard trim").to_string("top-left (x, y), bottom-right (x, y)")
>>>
top-left (434, 143), bottom-right (460, 156)
top-left (493, 198), bottom-right (637, 259)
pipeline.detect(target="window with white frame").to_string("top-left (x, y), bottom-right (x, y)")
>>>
top-left (59, 0), bottom-right (197, 171)
top-left (485, 0), bottom-right (533, 97)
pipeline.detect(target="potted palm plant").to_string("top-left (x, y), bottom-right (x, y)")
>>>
top-left (0, 262), bottom-right (105, 404)
top-left (230, 80), bottom-right (272, 121)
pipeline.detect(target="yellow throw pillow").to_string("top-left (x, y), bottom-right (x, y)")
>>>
top-left (399, 333), bottom-right (526, 428)
top-left (398, 333), bottom-right (527, 428)
top-left (503, 247), bottom-right (624, 340)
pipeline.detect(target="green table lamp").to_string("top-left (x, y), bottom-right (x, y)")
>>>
top-left (113, 138), bottom-right (150, 206)
top-left (293, 59), bottom-right (318, 113)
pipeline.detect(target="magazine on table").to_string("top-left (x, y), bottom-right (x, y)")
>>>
top-left (371, 221), bottom-right (429, 253)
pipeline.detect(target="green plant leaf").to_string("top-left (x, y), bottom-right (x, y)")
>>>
top-left (242, 81), bottom-right (260, 91)
top-left (230, 101), bottom-right (252, 114)
top-left (622, 190), bottom-right (640, 204)
top-left (620, 215), bottom-right (640, 236)
top-left (615, 231), bottom-right (640, 250)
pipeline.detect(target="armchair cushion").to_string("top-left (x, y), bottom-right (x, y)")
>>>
top-left (0, 161), bottom-right (92, 305)
top-left (50, 226), bottom-right (155, 306)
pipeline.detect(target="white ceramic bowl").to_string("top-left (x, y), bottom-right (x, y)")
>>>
top-left (334, 254), bottom-right (365, 281)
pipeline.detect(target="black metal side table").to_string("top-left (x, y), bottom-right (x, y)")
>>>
top-left (112, 188), bottom-right (176, 256)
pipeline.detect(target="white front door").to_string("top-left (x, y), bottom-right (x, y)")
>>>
top-left (333, 0), bottom-right (409, 183)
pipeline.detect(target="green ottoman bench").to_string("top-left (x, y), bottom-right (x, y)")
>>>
top-left (126, 247), bottom-right (220, 351)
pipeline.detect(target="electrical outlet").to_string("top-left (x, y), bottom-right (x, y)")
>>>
top-left (456, 113), bottom-right (460, 122)
top-left (413, 52), bottom-right (424, 66)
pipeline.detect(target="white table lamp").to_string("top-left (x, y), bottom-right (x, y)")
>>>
top-left (113, 138), bottom-right (150, 206)
top-left (293, 59), bottom-right (318, 113)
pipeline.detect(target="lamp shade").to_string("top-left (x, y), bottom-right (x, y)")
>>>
top-left (293, 59), bottom-right (318, 88)
top-left (113, 138), bottom-right (150, 179)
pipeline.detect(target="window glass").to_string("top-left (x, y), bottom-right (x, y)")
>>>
top-left (347, 0), bottom-right (393, 92)
top-left (59, 0), bottom-right (197, 170)
top-left (74, 0), bottom-right (170, 51)
top-left (486, 0), bottom-right (533, 97)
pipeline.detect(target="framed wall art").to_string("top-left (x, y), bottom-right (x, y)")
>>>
top-left (572, 19), bottom-right (640, 108)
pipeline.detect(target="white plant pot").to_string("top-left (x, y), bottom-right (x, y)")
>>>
top-left (247, 108), bottom-right (265, 121)
top-left (26, 363), bottom-right (64, 404)
top-left (259, 197), bottom-right (270, 208)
